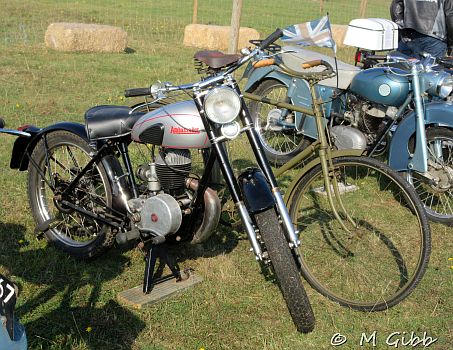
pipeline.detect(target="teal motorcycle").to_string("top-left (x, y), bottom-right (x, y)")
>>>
top-left (244, 45), bottom-right (453, 224)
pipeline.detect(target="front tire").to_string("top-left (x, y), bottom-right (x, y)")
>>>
top-left (249, 80), bottom-right (310, 165)
top-left (288, 156), bottom-right (430, 311)
top-left (28, 131), bottom-right (115, 259)
top-left (255, 208), bottom-right (315, 333)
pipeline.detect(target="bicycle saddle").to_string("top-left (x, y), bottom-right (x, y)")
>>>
top-left (194, 51), bottom-right (241, 69)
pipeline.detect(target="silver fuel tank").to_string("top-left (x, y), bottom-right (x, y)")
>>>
top-left (131, 100), bottom-right (210, 149)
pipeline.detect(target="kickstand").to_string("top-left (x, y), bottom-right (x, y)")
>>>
top-left (143, 243), bottom-right (189, 294)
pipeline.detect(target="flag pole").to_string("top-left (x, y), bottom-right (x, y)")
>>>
top-left (326, 12), bottom-right (339, 91)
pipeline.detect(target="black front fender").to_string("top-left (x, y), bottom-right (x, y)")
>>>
top-left (238, 168), bottom-right (275, 214)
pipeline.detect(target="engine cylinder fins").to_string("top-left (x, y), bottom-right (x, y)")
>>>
top-left (156, 149), bottom-right (192, 191)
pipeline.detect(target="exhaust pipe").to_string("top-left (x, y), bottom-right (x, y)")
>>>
top-left (185, 178), bottom-right (221, 244)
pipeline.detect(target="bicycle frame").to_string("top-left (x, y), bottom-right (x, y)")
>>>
top-left (244, 70), bottom-right (364, 232)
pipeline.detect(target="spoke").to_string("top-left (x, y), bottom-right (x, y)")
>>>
top-left (49, 154), bottom-right (79, 177)
top-left (67, 145), bottom-right (80, 170)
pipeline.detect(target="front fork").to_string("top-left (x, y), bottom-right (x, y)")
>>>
top-left (211, 136), bottom-right (299, 261)
top-left (239, 100), bottom-right (300, 249)
top-left (194, 96), bottom-right (299, 261)
top-left (410, 65), bottom-right (428, 173)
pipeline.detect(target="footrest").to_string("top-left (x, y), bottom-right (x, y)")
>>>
top-left (117, 273), bottom-right (203, 309)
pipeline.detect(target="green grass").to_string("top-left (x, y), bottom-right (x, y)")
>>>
top-left (0, 1), bottom-right (452, 349)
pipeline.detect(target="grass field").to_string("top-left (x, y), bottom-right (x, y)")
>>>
top-left (0, 1), bottom-right (452, 349)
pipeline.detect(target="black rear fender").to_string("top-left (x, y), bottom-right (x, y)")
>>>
top-left (12, 121), bottom-right (131, 216)
top-left (11, 122), bottom-right (88, 171)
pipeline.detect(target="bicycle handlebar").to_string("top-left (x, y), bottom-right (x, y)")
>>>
top-left (252, 58), bottom-right (276, 68)
top-left (125, 28), bottom-right (284, 98)
top-left (301, 60), bottom-right (324, 69)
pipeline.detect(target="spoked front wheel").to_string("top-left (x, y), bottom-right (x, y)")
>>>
top-left (27, 131), bottom-right (115, 259)
top-left (288, 156), bottom-right (430, 311)
top-left (406, 127), bottom-right (453, 225)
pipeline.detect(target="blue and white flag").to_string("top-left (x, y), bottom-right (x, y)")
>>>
top-left (281, 16), bottom-right (337, 53)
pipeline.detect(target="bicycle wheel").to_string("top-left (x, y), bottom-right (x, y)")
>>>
top-left (406, 127), bottom-right (453, 224)
top-left (248, 79), bottom-right (310, 165)
top-left (255, 208), bottom-right (315, 332)
top-left (28, 131), bottom-right (114, 259)
top-left (288, 156), bottom-right (431, 311)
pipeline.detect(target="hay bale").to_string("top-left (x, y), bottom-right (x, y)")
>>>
top-left (184, 24), bottom-right (260, 52)
top-left (331, 24), bottom-right (348, 48)
top-left (45, 23), bottom-right (127, 53)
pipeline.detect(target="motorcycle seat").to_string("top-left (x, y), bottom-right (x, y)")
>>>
top-left (85, 105), bottom-right (145, 141)
top-left (281, 46), bottom-right (360, 89)
top-left (194, 50), bottom-right (241, 69)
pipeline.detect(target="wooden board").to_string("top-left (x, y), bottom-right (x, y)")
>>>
top-left (117, 273), bottom-right (203, 309)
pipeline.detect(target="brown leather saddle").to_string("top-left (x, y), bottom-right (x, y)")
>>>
top-left (194, 50), bottom-right (241, 69)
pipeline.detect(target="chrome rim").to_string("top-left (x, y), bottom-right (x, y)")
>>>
top-left (34, 141), bottom-right (110, 247)
top-left (407, 135), bottom-right (453, 218)
top-left (253, 84), bottom-right (304, 156)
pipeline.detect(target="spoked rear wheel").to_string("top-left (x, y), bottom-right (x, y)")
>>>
top-left (406, 127), bottom-right (453, 225)
top-left (249, 80), bottom-right (310, 165)
top-left (288, 156), bottom-right (430, 311)
top-left (28, 131), bottom-right (114, 259)
top-left (255, 208), bottom-right (315, 333)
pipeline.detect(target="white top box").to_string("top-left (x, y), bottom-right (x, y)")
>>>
top-left (343, 18), bottom-right (398, 51)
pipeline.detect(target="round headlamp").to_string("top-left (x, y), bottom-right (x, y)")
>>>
top-left (426, 71), bottom-right (453, 98)
top-left (437, 74), bottom-right (453, 98)
top-left (204, 87), bottom-right (241, 124)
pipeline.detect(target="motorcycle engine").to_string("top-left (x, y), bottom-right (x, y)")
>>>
top-left (156, 149), bottom-right (192, 194)
top-left (129, 149), bottom-right (192, 237)
top-left (128, 193), bottom-right (182, 236)
top-left (330, 125), bottom-right (367, 150)
top-left (335, 94), bottom-right (398, 148)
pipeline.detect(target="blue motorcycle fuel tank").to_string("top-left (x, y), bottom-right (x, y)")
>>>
top-left (349, 68), bottom-right (410, 107)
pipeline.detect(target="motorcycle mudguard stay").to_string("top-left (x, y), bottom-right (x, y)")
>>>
top-left (282, 149), bottom-right (364, 207)
top-left (238, 168), bottom-right (275, 213)
top-left (388, 102), bottom-right (453, 172)
top-left (7, 121), bottom-right (131, 216)
top-left (244, 65), bottom-right (335, 139)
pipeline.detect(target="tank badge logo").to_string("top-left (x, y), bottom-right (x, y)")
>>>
top-left (378, 84), bottom-right (391, 97)
top-left (170, 126), bottom-right (200, 134)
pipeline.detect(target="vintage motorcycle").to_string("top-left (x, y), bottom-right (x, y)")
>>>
top-left (0, 30), bottom-right (316, 333)
top-left (0, 275), bottom-right (27, 350)
top-left (244, 45), bottom-right (453, 224)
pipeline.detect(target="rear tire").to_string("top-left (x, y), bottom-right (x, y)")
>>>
top-left (249, 80), bottom-right (310, 165)
top-left (255, 208), bottom-right (315, 333)
top-left (28, 131), bottom-right (115, 259)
